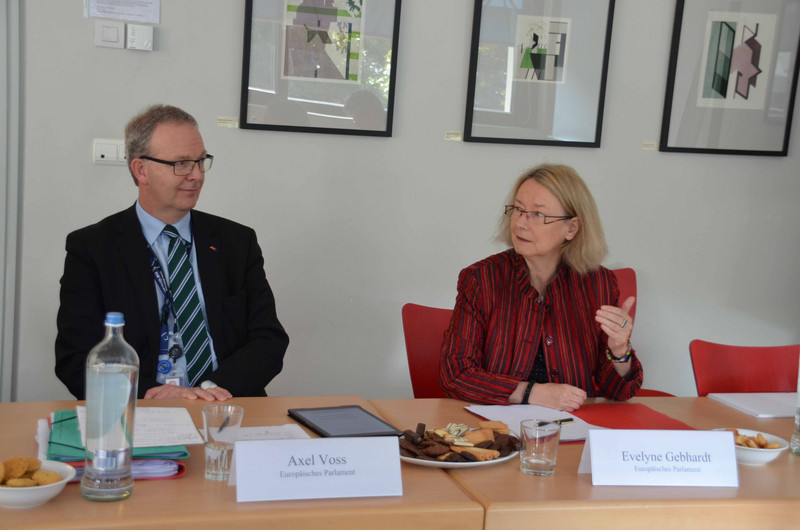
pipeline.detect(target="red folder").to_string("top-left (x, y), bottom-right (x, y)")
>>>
top-left (572, 403), bottom-right (694, 430)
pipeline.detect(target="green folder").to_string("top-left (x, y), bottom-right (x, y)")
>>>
top-left (47, 410), bottom-right (190, 462)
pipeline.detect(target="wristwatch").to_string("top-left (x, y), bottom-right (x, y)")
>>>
top-left (522, 381), bottom-right (535, 404)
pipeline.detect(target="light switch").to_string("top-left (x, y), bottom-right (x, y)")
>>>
top-left (94, 20), bottom-right (125, 49)
top-left (93, 139), bottom-right (126, 165)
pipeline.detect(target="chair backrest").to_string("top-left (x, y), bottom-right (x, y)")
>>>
top-left (611, 268), bottom-right (672, 396)
top-left (401, 303), bottom-right (453, 398)
top-left (611, 267), bottom-right (636, 320)
top-left (689, 339), bottom-right (800, 397)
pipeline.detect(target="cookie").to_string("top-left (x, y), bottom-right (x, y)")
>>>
top-left (422, 443), bottom-right (451, 457)
top-left (451, 445), bottom-right (500, 461)
top-left (399, 438), bottom-right (421, 456)
top-left (25, 457), bottom-right (42, 472)
top-left (5, 477), bottom-right (37, 487)
top-left (32, 469), bottom-right (63, 486)
top-left (464, 428), bottom-right (494, 445)
top-left (4, 457), bottom-right (29, 480)
top-left (478, 420), bottom-right (510, 434)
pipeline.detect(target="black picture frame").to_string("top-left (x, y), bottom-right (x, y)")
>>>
top-left (659, 0), bottom-right (800, 156)
top-left (240, 0), bottom-right (402, 136)
top-left (463, 0), bottom-right (615, 147)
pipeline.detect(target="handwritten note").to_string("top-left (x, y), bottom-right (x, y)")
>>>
top-left (77, 406), bottom-right (205, 447)
top-left (238, 424), bottom-right (310, 441)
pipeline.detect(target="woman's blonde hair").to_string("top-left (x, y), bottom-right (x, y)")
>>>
top-left (497, 164), bottom-right (608, 274)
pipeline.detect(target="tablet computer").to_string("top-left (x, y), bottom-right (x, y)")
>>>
top-left (287, 405), bottom-right (403, 437)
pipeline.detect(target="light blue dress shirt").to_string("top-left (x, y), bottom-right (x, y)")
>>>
top-left (135, 201), bottom-right (219, 384)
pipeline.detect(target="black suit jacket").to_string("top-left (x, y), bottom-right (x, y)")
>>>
top-left (55, 205), bottom-right (289, 399)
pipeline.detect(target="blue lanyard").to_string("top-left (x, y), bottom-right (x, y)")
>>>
top-left (147, 235), bottom-right (193, 348)
top-left (147, 236), bottom-right (194, 324)
top-left (148, 247), bottom-right (177, 330)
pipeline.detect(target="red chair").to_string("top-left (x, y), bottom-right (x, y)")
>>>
top-left (611, 267), bottom-right (636, 320)
top-left (402, 268), bottom-right (662, 399)
top-left (689, 339), bottom-right (800, 397)
top-left (401, 303), bottom-right (451, 398)
top-left (612, 268), bottom-right (672, 396)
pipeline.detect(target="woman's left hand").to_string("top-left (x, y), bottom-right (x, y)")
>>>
top-left (595, 296), bottom-right (635, 357)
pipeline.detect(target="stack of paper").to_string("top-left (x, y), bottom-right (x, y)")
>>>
top-left (466, 405), bottom-right (593, 441)
top-left (47, 408), bottom-right (202, 462)
top-left (69, 459), bottom-right (185, 481)
top-left (708, 392), bottom-right (797, 418)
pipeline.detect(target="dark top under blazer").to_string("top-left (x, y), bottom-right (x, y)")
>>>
top-left (55, 204), bottom-right (289, 399)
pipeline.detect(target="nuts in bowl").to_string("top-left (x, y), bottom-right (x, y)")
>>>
top-left (0, 458), bottom-right (76, 509)
top-left (715, 428), bottom-right (789, 466)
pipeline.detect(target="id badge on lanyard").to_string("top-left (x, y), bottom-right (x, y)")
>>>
top-left (158, 322), bottom-right (187, 386)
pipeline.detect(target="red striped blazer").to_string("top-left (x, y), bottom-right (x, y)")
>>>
top-left (439, 250), bottom-right (643, 404)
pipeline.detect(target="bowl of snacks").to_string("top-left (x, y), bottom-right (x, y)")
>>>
top-left (0, 458), bottom-right (76, 509)
top-left (715, 428), bottom-right (789, 466)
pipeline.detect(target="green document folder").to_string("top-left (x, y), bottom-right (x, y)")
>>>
top-left (47, 410), bottom-right (190, 462)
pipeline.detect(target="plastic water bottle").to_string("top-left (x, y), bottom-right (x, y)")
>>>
top-left (792, 356), bottom-right (800, 455)
top-left (792, 402), bottom-right (800, 455)
top-left (81, 312), bottom-right (140, 501)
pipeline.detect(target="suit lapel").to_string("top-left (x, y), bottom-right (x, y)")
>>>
top-left (116, 205), bottom-right (160, 353)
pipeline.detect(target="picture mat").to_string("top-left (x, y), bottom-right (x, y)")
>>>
top-left (662, 0), bottom-right (800, 153)
top-left (467, 0), bottom-right (613, 144)
top-left (240, 0), bottom-right (400, 135)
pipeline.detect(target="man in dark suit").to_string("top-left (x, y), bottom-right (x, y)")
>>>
top-left (55, 104), bottom-right (289, 400)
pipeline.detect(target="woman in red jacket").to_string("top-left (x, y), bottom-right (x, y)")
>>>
top-left (439, 164), bottom-right (642, 410)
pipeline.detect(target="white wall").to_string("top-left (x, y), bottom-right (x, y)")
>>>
top-left (13, 0), bottom-right (800, 401)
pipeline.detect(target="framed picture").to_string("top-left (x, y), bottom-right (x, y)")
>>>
top-left (463, 0), bottom-right (615, 147)
top-left (660, 0), bottom-right (800, 156)
top-left (240, 0), bottom-right (402, 136)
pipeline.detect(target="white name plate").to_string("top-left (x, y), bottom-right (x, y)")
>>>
top-left (589, 429), bottom-right (738, 487)
top-left (232, 437), bottom-right (403, 502)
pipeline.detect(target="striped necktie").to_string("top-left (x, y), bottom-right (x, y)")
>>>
top-left (163, 225), bottom-right (212, 387)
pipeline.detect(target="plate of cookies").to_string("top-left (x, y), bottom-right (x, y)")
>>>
top-left (399, 421), bottom-right (520, 469)
top-left (0, 457), bottom-right (76, 509)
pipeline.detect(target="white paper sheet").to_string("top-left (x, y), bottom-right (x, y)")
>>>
top-left (466, 404), bottom-right (597, 441)
top-left (77, 406), bottom-right (205, 447)
top-left (238, 424), bottom-right (311, 441)
top-left (87, 0), bottom-right (160, 24)
top-left (708, 392), bottom-right (797, 418)
top-left (36, 418), bottom-right (50, 460)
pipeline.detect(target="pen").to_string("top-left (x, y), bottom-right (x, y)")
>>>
top-left (536, 418), bottom-right (574, 426)
top-left (218, 415), bottom-right (231, 433)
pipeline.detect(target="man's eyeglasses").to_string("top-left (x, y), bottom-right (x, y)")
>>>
top-left (140, 155), bottom-right (214, 176)
top-left (504, 205), bottom-right (573, 225)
